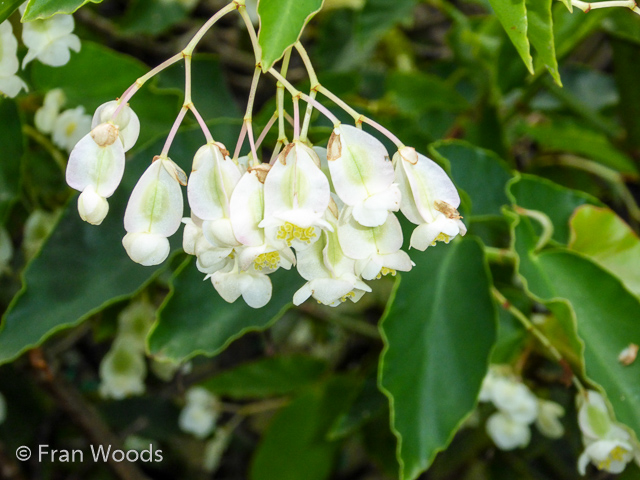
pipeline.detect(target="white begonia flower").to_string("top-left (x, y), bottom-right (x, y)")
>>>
top-left (489, 377), bottom-right (538, 425)
top-left (293, 209), bottom-right (371, 307)
top-left (327, 125), bottom-right (400, 227)
top-left (35, 88), bottom-right (66, 134)
top-left (203, 428), bottom-right (232, 473)
top-left (123, 158), bottom-right (184, 266)
top-left (337, 209), bottom-right (413, 280)
top-left (486, 411), bottom-right (531, 450)
top-left (23, 208), bottom-right (59, 259)
top-left (182, 215), bottom-right (233, 274)
top-left (578, 390), bottom-right (614, 440)
top-left (179, 387), bottom-right (220, 439)
top-left (92, 100), bottom-right (140, 152)
top-left (52, 106), bottom-right (91, 152)
top-left (0, 226), bottom-right (13, 274)
top-left (479, 368), bottom-right (500, 402)
top-left (99, 337), bottom-right (146, 400)
top-left (0, 21), bottom-right (28, 98)
top-left (393, 146), bottom-right (466, 250)
top-left (578, 439), bottom-right (635, 475)
top-left (260, 141), bottom-right (332, 251)
top-left (117, 300), bottom-right (155, 348)
top-left (536, 399), bottom-right (565, 439)
top-left (187, 142), bottom-right (242, 248)
top-left (66, 124), bottom-right (126, 225)
top-left (21, 11), bottom-right (81, 67)
top-left (209, 255), bottom-right (273, 309)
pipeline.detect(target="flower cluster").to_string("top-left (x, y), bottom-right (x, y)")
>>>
top-left (178, 387), bottom-right (220, 439)
top-left (577, 390), bottom-right (639, 475)
top-left (479, 367), bottom-right (564, 450)
top-left (35, 88), bottom-right (92, 151)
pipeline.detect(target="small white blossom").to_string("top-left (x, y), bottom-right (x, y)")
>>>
top-left (486, 411), bottom-right (531, 450)
top-left (99, 337), bottom-right (146, 400)
top-left (489, 377), bottom-right (538, 425)
top-left (35, 88), bottom-right (66, 134)
top-left (536, 399), bottom-right (565, 439)
top-left (179, 387), bottom-right (220, 439)
top-left (52, 106), bottom-right (91, 152)
top-left (117, 300), bottom-right (155, 348)
top-left (21, 11), bottom-right (81, 67)
top-left (0, 21), bottom-right (27, 98)
top-left (209, 256), bottom-right (273, 308)
top-left (0, 227), bottom-right (13, 274)
top-left (23, 209), bottom-right (59, 259)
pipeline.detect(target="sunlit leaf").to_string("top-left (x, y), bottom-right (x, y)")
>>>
top-left (22, 0), bottom-right (102, 21)
top-left (487, 0), bottom-right (533, 73)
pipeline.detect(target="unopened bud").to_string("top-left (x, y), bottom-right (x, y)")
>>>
top-left (78, 186), bottom-right (109, 225)
top-left (90, 123), bottom-right (119, 147)
top-left (398, 146), bottom-right (418, 165)
top-left (122, 232), bottom-right (170, 266)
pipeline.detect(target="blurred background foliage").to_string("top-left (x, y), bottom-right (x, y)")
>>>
top-left (1, 0), bottom-right (640, 479)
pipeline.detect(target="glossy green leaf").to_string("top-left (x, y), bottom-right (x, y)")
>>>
top-left (569, 205), bottom-right (640, 297)
top-left (525, 0), bottom-right (561, 85)
top-left (22, 0), bottom-right (101, 21)
top-left (0, 0), bottom-right (22, 23)
top-left (148, 258), bottom-right (303, 362)
top-left (0, 125), bottom-right (220, 365)
top-left (520, 120), bottom-right (637, 174)
top-left (202, 355), bottom-right (328, 399)
top-left (257, 0), bottom-right (324, 72)
top-left (31, 42), bottom-right (181, 147)
top-left (429, 140), bottom-right (513, 218)
top-left (378, 236), bottom-right (497, 480)
top-left (250, 377), bottom-right (356, 480)
top-left (508, 174), bottom-right (603, 244)
top-left (487, 0), bottom-right (533, 73)
top-left (0, 100), bottom-right (23, 224)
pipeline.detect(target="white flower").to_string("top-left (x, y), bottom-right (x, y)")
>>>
top-left (578, 439), bottom-right (635, 475)
top-left (0, 226), bottom-right (13, 274)
top-left (489, 377), bottom-right (538, 425)
top-left (117, 301), bottom-right (155, 348)
top-left (337, 209), bottom-right (413, 280)
top-left (52, 106), bottom-right (91, 152)
top-left (21, 12), bottom-right (81, 67)
top-left (66, 123), bottom-right (126, 225)
top-left (535, 399), bottom-right (565, 439)
top-left (486, 411), bottom-right (531, 450)
top-left (23, 208), bottom-right (59, 259)
top-left (260, 141), bottom-right (332, 251)
top-left (123, 158), bottom-right (185, 266)
top-left (393, 146), bottom-right (466, 250)
top-left (578, 390), bottom-right (614, 440)
top-left (0, 21), bottom-right (27, 98)
top-left (203, 428), bottom-right (232, 473)
top-left (179, 387), bottom-right (219, 439)
top-left (35, 88), bottom-right (66, 134)
top-left (0, 391), bottom-right (6, 424)
top-left (209, 256), bottom-right (273, 309)
top-left (92, 100), bottom-right (141, 152)
top-left (327, 125), bottom-right (400, 227)
top-left (99, 337), bottom-right (146, 400)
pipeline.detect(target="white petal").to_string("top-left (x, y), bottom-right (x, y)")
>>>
top-left (78, 186), bottom-right (109, 225)
top-left (229, 170), bottom-right (265, 246)
top-left (486, 412), bottom-right (531, 450)
top-left (338, 210), bottom-right (404, 259)
top-left (92, 101), bottom-right (140, 151)
top-left (122, 232), bottom-right (170, 266)
top-left (0, 75), bottom-right (28, 98)
top-left (202, 218), bottom-right (239, 247)
top-left (241, 273), bottom-right (272, 308)
top-left (293, 283), bottom-right (313, 306)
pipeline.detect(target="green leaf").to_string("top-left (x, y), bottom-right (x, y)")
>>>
top-left (31, 41), bottom-right (181, 147)
top-left (429, 140), bottom-right (513, 219)
top-left (147, 258), bottom-right (303, 362)
top-left (22, 0), bottom-right (101, 21)
top-left (569, 205), bottom-right (640, 297)
top-left (487, 0), bottom-right (533, 74)
top-left (612, 39), bottom-right (640, 150)
top-left (0, 0), bottom-right (23, 23)
top-left (508, 174), bottom-right (603, 244)
top-left (117, 0), bottom-right (190, 36)
top-left (250, 377), bottom-right (356, 480)
top-left (0, 100), bottom-right (23, 224)
top-left (385, 71), bottom-right (469, 115)
top-left (520, 119), bottom-right (637, 174)
top-left (257, 0), bottom-right (324, 72)
top-left (525, 0), bottom-right (561, 85)
top-left (202, 355), bottom-right (328, 399)
top-left (0, 124), bottom-right (220, 365)
top-left (378, 236), bottom-right (497, 480)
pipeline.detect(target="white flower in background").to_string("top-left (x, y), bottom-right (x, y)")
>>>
top-left (577, 390), bottom-right (637, 475)
top-left (0, 227), bottom-right (13, 274)
top-left (0, 391), bottom-right (6, 424)
top-left (117, 300), bottom-right (155, 348)
top-left (99, 337), bottom-right (147, 399)
top-left (35, 88), bottom-right (66, 134)
top-left (23, 209), bottom-right (60, 259)
top-left (536, 399), bottom-right (565, 439)
top-left (123, 157), bottom-right (185, 266)
top-left (486, 411), bottom-right (531, 450)
top-left (337, 209), bottom-right (412, 280)
top-left (261, 141), bottom-right (332, 251)
top-left (0, 21), bottom-right (27, 98)
top-left (327, 125), bottom-right (400, 227)
top-left (92, 100), bottom-right (140, 152)
top-left (179, 387), bottom-right (220, 439)
top-left (21, 10), bottom-right (81, 67)
top-left (489, 377), bottom-right (538, 425)
top-left (393, 146), bottom-right (466, 250)
top-left (203, 428), bottom-right (232, 473)
top-left (151, 358), bottom-right (190, 382)
top-left (52, 106), bottom-right (91, 152)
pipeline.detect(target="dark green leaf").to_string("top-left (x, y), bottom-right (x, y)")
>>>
top-left (22, 0), bottom-right (101, 21)
top-left (148, 258), bottom-right (303, 362)
top-left (117, 0), bottom-right (189, 36)
top-left (0, 0), bottom-right (22, 23)
top-left (378, 237), bottom-right (497, 480)
top-left (257, 0), bottom-right (324, 72)
top-left (525, 0), bottom-right (561, 85)
top-left (0, 100), bottom-right (23, 224)
top-left (203, 355), bottom-right (327, 399)
top-left (487, 0), bottom-right (533, 73)
top-left (612, 39), bottom-right (640, 151)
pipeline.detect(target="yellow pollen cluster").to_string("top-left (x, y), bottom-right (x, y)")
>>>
top-left (340, 291), bottom-right (355, 302)
top-left (276, 222), bottom-right (316, 246)
top-left (254, 251), bottom-right (280, 271)
top-left (431, 232), bottom-right (451, 246)
top-left (376, 267), bottom-right (397, 279)
top-left (598, 446), bottom-right (628, 470)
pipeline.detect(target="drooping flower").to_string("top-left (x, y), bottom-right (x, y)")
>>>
top-left (52, 106), bottom-right (91, 152)
top-left (0, 21), bottom-right (27, 98)
top-left (393, 146), bottom-right (466, 250)
top-left (117, 300), bottom-right (155, 348)
top-left (21, 11), bottom-right (81, 67)
top-left (35, 88), bottom-right (66, 134)
top-left (123, 157), bottom-right (185, 266)
top-left (99, 337), bottom-right (147, 400)
top-left (23, 208), bottom-right (60, 259)
top-left (486, 411), bottom-right (531, 450)
top-left (208, 256), bottom-right (273, 308)
top-left (489, 377), bottom-right (538, 425)
top-left (92, 100), bottom-right (140, 152)
top-left (179, 387), bottom-right (220, 439)
top-left (536, 399), bottom-right (565, 439)
top-left (327, 125), bottom-right (400, 227)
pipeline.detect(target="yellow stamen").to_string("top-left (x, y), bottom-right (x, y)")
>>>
top-left (276, 222), bottom-right (316, 246)
top-left (598, 446), bottom-right (628, 470)
top-left (376, 267), bottom-right (397, 279)
top-left (340, 291), bottom-right (355, 302)
top-left (65, 122), bottom-right (77, 136)
top-left (431, 232), bottom-right (451, 246)
top-left (254, 251), bottom-right (280, 271)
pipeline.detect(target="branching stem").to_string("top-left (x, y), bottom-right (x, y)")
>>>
top-left (570, 0), bottom-right (640, 14)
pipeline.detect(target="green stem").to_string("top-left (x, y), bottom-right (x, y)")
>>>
top-left (23, 125), bottom-right (66, 173)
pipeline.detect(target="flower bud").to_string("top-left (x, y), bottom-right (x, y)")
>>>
top-left (92, 101), bottom-right (140, 152)
top-left (78, 186), bottom-right (109, 225)
top-left (122, 232), bottom-right (171, 266)
top-left (90, 122), bottom-right (119, 147)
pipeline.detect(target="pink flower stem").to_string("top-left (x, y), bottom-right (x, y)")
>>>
top-left (161, 106), bottom-right (188, 157)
